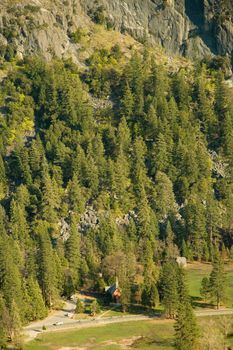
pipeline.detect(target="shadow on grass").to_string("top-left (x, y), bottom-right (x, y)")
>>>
top-left (132, 336), bottom-right (173, 349)
top-left (191, 296), bottom-right (213, 309)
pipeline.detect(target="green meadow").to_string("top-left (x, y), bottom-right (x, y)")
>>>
top-left (186, 262), bottom-right (233, 308)
top-left (25, 321), bottom-right (174, 350)
top-left (25, 263), bottom-right (233, 350)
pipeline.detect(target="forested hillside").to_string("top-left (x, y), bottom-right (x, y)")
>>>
top-left (0, 35), bottom-right (233, 347)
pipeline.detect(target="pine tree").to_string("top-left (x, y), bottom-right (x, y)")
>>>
top-left (117, 117), bottom-right (131, 155)
top-left (75, 298), bottom-right (84, 314)
top-left (200, 276), bottom-right (210, 302)
top-left (154, 172), bottom-right (177, 222)
top-left (27, 277), bottom-right (47, 320)
top-left (90, 300), bottom-right (100, 316)
top-left (152, 133), bottom-right (169, 174)
top-left (120, 280), bottom-right (131, 313)
top-left (36, 221), bottom-right (58, 307)
top-left (174, 268), bottom-right (199, 350)
top-left (0, 295), bottom-right (7, 349)
top-left (159, 262), bottom-right (179, 318)
top-left (63, 269), bottom-right (76, 298)
top-left (163, 221), bottom-right (179, 260)
top-left (209, 254), bottom-right (226, 309)
top-left (0, 155), bottom-right (7, 200)
top-left (0, 235), bottom-right (24, 318)
top-left (149, 284), bottom-right (159, 308)
top-left (174, 300), bottom-right (199, 350)
top-left (120, 82), bottom-right (134, 120)
top-left (8, 300), bottom-right (22, 345)
top-left (40, 157), bottom-right (61, 223)
top-left (173, 69), bottom-right (190, 109)
top-left (9, 198), bottom-right (30, 246)
top-left (65, 217), bottom-right (81, 289)
top-left (29, 136), bottom-right (45, 177)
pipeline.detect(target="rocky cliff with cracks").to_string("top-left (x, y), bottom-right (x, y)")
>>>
top-left (0, 0), bottom-right (232, 62)
top-left (82, 0), bottom-right (233, 60)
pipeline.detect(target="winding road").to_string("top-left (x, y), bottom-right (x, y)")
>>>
top-left (23, 300), bottom-right (233, 342)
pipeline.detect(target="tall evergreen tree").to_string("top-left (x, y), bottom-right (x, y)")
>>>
top-left (209, 254), bottom-right (226, 309)
top-left (37, 221), bottom-right (58, 307)
top-left (174, 268), bottom-right (199, 350)
top-left (159, 261), bottom-right (179, 318)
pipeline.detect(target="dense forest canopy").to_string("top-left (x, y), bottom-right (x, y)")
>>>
top-left (0, 44), bottom-right (233, 345)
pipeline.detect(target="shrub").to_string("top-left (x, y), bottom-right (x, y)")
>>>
top-left (68, 28), bottom-right (86, 44)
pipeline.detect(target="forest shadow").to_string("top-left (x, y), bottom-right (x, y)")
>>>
top-left (184, 0), bottom-right (217, 54)
top-left (132, 336), bottom-right (173, 349)
top-left (191, 296), bottom-right (213, 309)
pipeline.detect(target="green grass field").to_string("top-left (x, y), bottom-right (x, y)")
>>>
top-left (25, 321), bottom-right (174, 350)
top-left (25, 317), bottom-right (233, 350)
top-left (186, 262), bottom-right (233, 308)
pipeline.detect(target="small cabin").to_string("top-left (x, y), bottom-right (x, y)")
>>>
top-left (105, 278), bottom-right (121, 303)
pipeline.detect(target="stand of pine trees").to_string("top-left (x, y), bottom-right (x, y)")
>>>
top-left (0, 49), bottom-right (232, 347)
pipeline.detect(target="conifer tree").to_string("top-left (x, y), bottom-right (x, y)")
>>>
top-left (0, 155), bottom-right (7, 200)
top-left (0, 235), bottom-right (24, 316)
top-left (37, 221), bottom-right (58, 307)
top-left (75, 298), bottom-right (84, 314)
top-left (9, 199), bottom-right (30, 245)
top-left (90, 300), bottom-right (100, 316)
top-left (117, 117), bottom-right (131, 155)
top-left (120, 82), bottom-right (134, 120)
top-left (0, 295), bottom-right (7, 349)
top-left (159, 262), bottom-right (179, 318)
top-left (174, 298), bottom-right (199, 350)
top-left (27, 277), bottom-right (47, 320)
top-left (9, 300), bottom-right (22, 345)
top-left (121, 280), bottom-right (131, 313)
top-left (174, 268), bottom-right (199, 350)
top-left (163, 221), bottom-right (179, 260)
top-left (209, 254), bottom-right (226, 309)
top-left (67, 175), bottom-right (85, 214)
top-left (41, 158), bottom-right (60, 223)
top-left (200, 276), bottom-right (210, 302)
top-left (65, 217), bottom-right (81, 284)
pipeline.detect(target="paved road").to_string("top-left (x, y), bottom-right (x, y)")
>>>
top-left (195, 308), bottom-right (233, 317)
top-left (24, 299), bottom-right (78, 341)
top-left (23, 304), bottom-right (233, 342)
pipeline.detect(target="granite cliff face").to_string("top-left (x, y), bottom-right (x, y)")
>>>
top-left (82, 0), bottom-right (233, 59)
top-left (0, 0), bottom-right (232, 62)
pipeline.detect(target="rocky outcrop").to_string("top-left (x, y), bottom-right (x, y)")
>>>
top-left (82, 0), bottom-right (233, 60)
top-left (0, 0), bottom-right (91, 63)
top-left (0, 0), bottom-right (232, 62)
top-left (79, 206), bottom-right (99, 233)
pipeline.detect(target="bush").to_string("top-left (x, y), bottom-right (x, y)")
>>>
top-left (24, 5), bottom-right (41, 13)
top-left (69, 28), bottom-right (86, 44)
top-left (93, 6), bottom-right (105, 25)
top-left (0, 43), bottom-right (6, 58)
top-left (111, 44), bottom-right (122, 60)
top-left (4, 43), bottom-right (17, 62)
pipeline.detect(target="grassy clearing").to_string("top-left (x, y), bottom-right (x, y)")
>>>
top-left (25, 321), bottom-right (174, 350)
top-left (186, 262), bottom-right (233, 308)
top-left (25, 316), bottom-right (233, 350)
